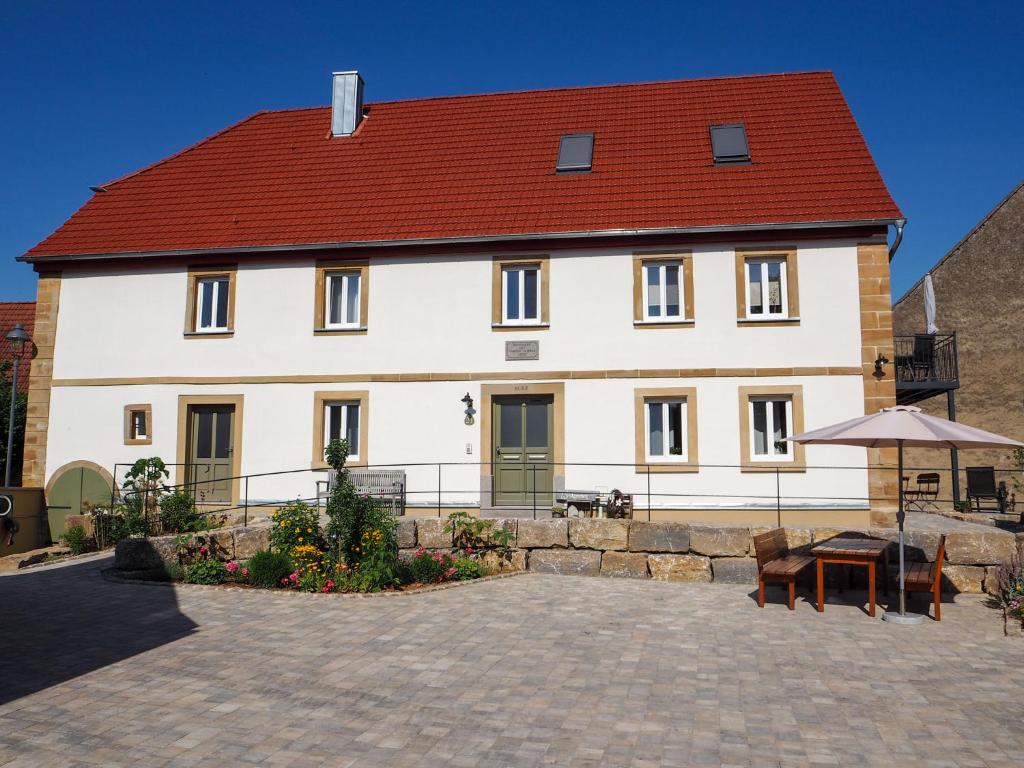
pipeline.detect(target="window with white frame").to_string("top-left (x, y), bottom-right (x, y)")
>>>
top-left (130, 410), bottom-right (148, 440)
top-left (643, 261), bottom-right (683, 320)
top-left (645, 399), bottom-right (687, 461)
top-left (502, 264), bottom-right (541, 324)
top-left (745, 258), bottom-right (787, 318)
top-left (749, 396), bottom-right (792, 460)
top-left (325, 271), bottom-right (361, 328)
top-left (195, 276), bottom-right (231, 331)
top-left (324, 401), bottom-right (360, 460)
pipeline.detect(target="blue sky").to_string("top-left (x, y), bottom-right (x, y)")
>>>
top-left (1, 1), bottom-right (1021, 302)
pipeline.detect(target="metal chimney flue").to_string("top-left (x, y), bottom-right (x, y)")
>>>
top-left (331, 71), bottom-right (364, 137)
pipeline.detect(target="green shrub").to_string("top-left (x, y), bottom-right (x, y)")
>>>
top-left (270, 499), bottom-right (320, 553)
top-left (183, 557), bottom-right (226, 585)
top-left (247, 549), bottom-right (295, 588)
top-left (408, 548), bottom-right (450, 584)
top-left (159, 490), bottom-right (203, 533)
top-left (452, 554), bottom-right (485, 581)
top-left (64, 524), bottom-right (91, 555)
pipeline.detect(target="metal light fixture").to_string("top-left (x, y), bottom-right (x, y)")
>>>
top-left (873, 353), bottom-right (889, 379)
top-left (461, 392), bottom-right (476, 425)
top-left (4, 324), bottom-right (33, 487)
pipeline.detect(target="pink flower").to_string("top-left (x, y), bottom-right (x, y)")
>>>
top-left (199, 546), bottom-right (208, 556)
top-left (279, 577), bottom-right (289, 586)
top-left (289, 572), bottom-right (299, 583)
top-left (226, 561), bottom-right (238, 573)
top-left (241, 567), bottom-right (249, 577)
top-left (416, 546), bottom-right (425, 555)
top-left (465, 547), bottom-right (473, 555)
top-left (322, 579), bottom-right (336, 593)
top-left (446, 567), bottom-right (456, 577)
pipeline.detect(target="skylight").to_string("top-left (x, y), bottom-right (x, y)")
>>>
top-left (556, 133), bottom-right (594, 173)
top-left (710, 124), bottom-right (750, 164)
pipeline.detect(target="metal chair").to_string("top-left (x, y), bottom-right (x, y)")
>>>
top-left (965, 466), bottom-right (1008, 513)
top-left (903, 472), bottom-right (941, 512)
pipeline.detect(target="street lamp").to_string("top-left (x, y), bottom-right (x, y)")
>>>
top-left (4, 323), bottom-right (32, 487)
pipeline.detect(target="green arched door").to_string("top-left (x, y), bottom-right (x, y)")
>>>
top-left (47, 465), bottom-right (112, 541)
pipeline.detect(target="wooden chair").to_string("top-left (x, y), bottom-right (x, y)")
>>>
top-left (903, 535), bottom-right (946, 621)
top-left (753, 529), bottom-right (816, 610)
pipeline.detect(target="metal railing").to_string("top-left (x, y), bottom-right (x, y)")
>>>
top-left (894, 333), bottom-right (959, 388)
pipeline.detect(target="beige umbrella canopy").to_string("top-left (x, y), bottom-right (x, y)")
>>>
top-left (789, 405), bottom-right (1023, 625)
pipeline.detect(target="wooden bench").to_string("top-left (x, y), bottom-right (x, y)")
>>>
top-left (753, 529), bottom-right (816, 610)
top-left (903, 534), bottom-right (946, 621)
top-left (317, 469), bottom-right (406, 516)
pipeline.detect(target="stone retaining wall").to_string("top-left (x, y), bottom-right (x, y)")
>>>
top-left (114, 518), bottom-right (1017, 595)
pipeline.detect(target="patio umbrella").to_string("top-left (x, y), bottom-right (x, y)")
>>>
top-left (924, 274), bottom-right (939, 334)
top-left (788, 405), bottom-right (1023, 625)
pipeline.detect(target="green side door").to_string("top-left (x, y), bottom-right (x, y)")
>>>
top-left (187, 405), bottom-right (235, 504)
top-left (493, 396), bottom-right (553, 506)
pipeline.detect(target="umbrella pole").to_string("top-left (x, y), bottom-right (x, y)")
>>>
top-left (885, 438), bottom-right (923, 625)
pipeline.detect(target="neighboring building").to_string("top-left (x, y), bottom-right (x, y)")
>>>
top-left (17, 71), bottom-right (903, 525)
top-left (0, 302), bottom-right (35, 393)
top-left (893, 181), bottom-right (1024, 494)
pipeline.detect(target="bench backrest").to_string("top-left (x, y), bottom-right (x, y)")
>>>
top-left (916, 472), bottom-right (940, 498)
top-left (348, 470), bottom-right (405, 496)
top-left (752, 528), bottom-right (788, 572)
top-left (966, 466), bottom-right (997, 496)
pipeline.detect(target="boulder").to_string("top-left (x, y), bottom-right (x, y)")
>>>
top-left (416, 518), bottom-right (452, 549)
top-left (900, 530), bottom-right (940, 562)
top-left (478, 549), bottom-right (527, 574)
top-left (689, 526), bottom-right (748, 557)
top-left (396, 518), bottom-right (417, 549)
top-left (517, 519), bottom-right (568, 548)
top-left (945, 531), bottom-right (1016, 566)
top-left (941, 565), bottom-right (986, 594)
top-left (481, 518), bottom-right (518, 549)
top-left (569, 519), bottom-right (629, 551)
top-left (647, 554), bottom-right (712, 582)
top-left (600, 552), bottom-right (649, 578)
top-left (784, 528), bottom-right (813, 553)
top-left (712, 557), bottom-right (758, 585)
top-left (199, 531), bottom-right (234, 561)
top-left (984, 566), bottom-right (1004, 596)
top-left (115, 538), bottom-right (177, 571)
top-left (528, 549), bottom-right (601, 576)
top-left (628, 521), bottom-right (689, 553)
top-left (233, 526), bottom-right (270, 559)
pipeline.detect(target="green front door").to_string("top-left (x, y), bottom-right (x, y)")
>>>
top-left (493, 396), bottom-right (553, 506)
top-left (187, 405), bottom-right (235, 504)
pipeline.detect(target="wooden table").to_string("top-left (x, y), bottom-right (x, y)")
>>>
top-left (811, 538), bottom-right (889, 617)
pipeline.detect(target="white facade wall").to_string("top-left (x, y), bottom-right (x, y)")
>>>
top-left (46, 239), bottom-right (871, 516)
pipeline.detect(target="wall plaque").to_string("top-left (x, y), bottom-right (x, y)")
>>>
top-left (505, 340), bottom-right (539, 361)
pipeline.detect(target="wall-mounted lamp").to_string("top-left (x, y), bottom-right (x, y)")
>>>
top-left (873, 354), bottom-right (890, 379)
top-left (461, 393), bottom-right (476, 425)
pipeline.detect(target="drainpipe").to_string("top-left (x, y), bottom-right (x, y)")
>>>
top-left (887, 218), bottom-right (906, 262)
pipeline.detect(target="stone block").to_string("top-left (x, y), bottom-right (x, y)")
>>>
top-left (64, 514), bottom-right (94, 538)
top-left (689, 525), bottom-right (748, 557)
top-left (628, 521), bottom-right (689, 553)
top-left (478, 549), bottom-right (527, 574)
top-left (528, 549), bottom-right (601, 576)
top-left (200, 531), bottom-right (234, 561)
top-left (600, 552), bottom-right (649, 578)
top-left (941, 565), bottom-right (986, 594)
top-left (712, 557), bottom-right (758, 585)
top-left (984, 566), bottom-right (1004, 595)
top-left (784, 528), bottom-right (813, 553)
top-left (648, 554), bottom-right (712, 582)
top-left (416, 518), bottom-right (452, 549)
top-left (517, 519), bottom-right (568, 548)
top-left (396, 518), bottom-right (416, 549)
top-left (233, 526), bottom-right (270, 559)
top-left (115, 538), bottom-right (177, 571)
top-left (569, 519), bottom-right (629, 551)
top-left (901, 530), bottom-right (940, 562)
top-left (945, 531), bottom-right (1016, 566)
top-left (748, 526), bottom-right (772, 553)
top-left (482, 518), bottom-right (518, 549)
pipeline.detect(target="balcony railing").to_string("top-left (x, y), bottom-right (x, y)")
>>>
top-left (894, 333), bottom-right (959, 404)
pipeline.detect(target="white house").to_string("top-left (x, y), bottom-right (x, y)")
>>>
top-left (19, 71), bottom-right (904, 526)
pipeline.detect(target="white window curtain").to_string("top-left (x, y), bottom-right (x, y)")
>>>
top-left (324, 402), bottom-right (360, 459)
top-left (745, 259), bottom-right (787, 318)
top-left (750, 397), bottom-right (792, 459)
top-left (646, 399), bottom-right (686, 460)
top-left (643, 262), bottom-right (682, 320)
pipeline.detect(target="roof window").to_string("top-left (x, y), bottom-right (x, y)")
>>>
top-left (710, 124), bottom-right (750, 164)
top-left (556, 133), bottom-right (594, 173)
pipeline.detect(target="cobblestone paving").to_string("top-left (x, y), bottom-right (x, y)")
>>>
top-left (2, 555), bottom-right (1024, 767)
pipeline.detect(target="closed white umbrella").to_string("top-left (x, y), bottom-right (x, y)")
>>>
top-left (789, 405), bottom-right (1023, 624)
top-left (924, 274), bottom-right (938, 335)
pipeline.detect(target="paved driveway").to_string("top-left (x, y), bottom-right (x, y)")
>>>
top-left (2, 556), bottom-right (1023, 768)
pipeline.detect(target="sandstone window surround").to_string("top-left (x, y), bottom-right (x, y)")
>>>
top-left (632, 251), bottom-right (695, 328)
top-left (312, 390), bottom-right (369, 469)
top-left (492, 255), bottom-right (550, 330)
top-left (184, 265), bottom-right (237, 338)
top-left (123, 404), bottom-right (153, 446)
top-left (314, 259), bottom-right (369, 335)
top-left (633, 387), bottom-right (699, 473)
top-left (737, 385), bottom-right (806, 472)
top-left (735, 247), bottom-right (800, 326)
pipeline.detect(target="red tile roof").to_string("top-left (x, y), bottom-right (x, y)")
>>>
top-left (24, 71), bottom-right (900, 260)
top-left (0, 303), bottom-right (35, 393)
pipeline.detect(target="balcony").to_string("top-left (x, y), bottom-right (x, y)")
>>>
top-left (894, 333), bottom-right (960, 405)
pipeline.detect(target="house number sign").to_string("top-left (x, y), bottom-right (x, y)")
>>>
top-left (505, 340), bottom-right (539, 361)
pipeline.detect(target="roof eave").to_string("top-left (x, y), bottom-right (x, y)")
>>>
top-left (19, 218), bottom-right (899, 264)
